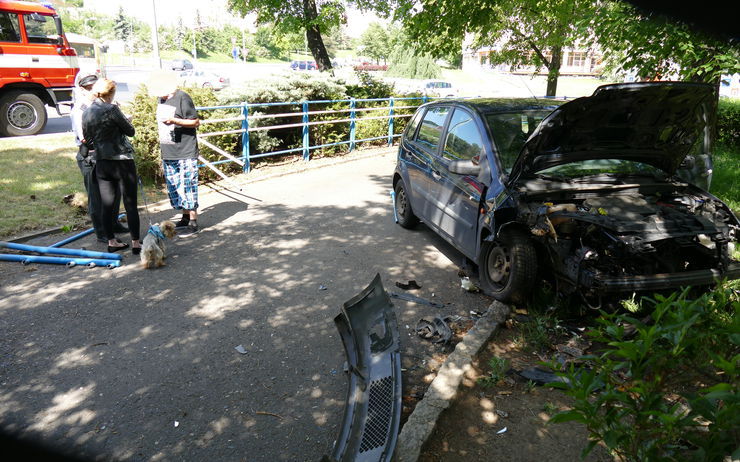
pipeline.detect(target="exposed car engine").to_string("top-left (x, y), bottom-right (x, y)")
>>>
top-left (520, 186), bottom-right (739, 296)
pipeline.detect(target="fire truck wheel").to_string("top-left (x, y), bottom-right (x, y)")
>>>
top-left (0, 91), bottom-right (47, 137)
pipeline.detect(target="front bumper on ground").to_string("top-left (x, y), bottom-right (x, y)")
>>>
top-left (324, 274), bottom-right (402, 462)
top-left (592, 261), bottom-right (740, 292)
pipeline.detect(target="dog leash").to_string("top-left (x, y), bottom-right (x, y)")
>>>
top-left (137, 176), bottom-right (155, 228)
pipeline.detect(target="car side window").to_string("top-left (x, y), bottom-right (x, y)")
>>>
top-left (404, 109), bottom-right (424, 140)
top-left (0, 12), bottom-right (21, 42)
top-left (442, 109), bottom-right (484, 161)
top-left (416, 106), bottom-right (449, 152)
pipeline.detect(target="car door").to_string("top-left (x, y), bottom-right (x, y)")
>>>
top-left (399, 105), bottom-right (451, 221)
top-left (427, 107), bottom-right (488, 258)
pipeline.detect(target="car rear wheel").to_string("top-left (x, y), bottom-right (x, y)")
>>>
top-left (202, 82), bottom-right (212, 88)
top-left (480, 227), bottom-right (537, 303)
top-left (0, 91), bottom-right (47, 137)
top-left (394, 180), bottom-right (419, 229)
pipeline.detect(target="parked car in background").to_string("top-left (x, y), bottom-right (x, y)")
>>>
top-left (353, 62), bottom-right (387, 71)
top-left (171, 58), bottom-right (193, 71)
top-left (393, 82), bottom-right (739, 304)
top-left (290, 60), bottom-right (316, 70)
top-left (421, 80), bottom-right (457, 97)
top-left (178, 70), bottom-right (230, 90)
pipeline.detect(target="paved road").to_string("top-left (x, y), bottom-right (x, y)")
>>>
top-left (0, 148), bottom-right (492, 461)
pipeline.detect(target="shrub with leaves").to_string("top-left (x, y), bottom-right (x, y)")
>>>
top-left (718, 98), bottom-right (740, 146)
top-left (549, 286), bottom-right (739, 462)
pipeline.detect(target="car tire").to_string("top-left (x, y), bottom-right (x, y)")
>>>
top-left (479, 227), bottom-right (537, 304)
top-left (202, 82), bottom-right (212, 88)
top-left (394, 180), bottom-right (419, 229)
top-left (0, 91), bottom-right (47, 137)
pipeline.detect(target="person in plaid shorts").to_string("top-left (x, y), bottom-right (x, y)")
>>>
top-left (149, 71), bottom-right (201, 234)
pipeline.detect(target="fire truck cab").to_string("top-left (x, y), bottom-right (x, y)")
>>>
top-left (0, 0), bottom-right (78, 137)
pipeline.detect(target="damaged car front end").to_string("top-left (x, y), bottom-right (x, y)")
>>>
top-left (508, 178), bottom-right (740, 302)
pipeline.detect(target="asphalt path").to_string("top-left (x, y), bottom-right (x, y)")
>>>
top-left (0, 148), bottom-right (492, 461)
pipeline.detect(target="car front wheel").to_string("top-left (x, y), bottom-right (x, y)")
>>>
top-left (394, 180), bottom-right (419, 229)
top-left (479, 227), bottom-right (537, 304)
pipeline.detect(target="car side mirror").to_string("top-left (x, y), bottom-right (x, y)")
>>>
top-left (449, 159), bottom-right (480, 176)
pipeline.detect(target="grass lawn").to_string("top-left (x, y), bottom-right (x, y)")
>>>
top-left (0, 133), bottom-right (84, 238)
top-left (711, 143), bottom-right (739, 214)
top-left (0, 133), bottom-right (166, 239)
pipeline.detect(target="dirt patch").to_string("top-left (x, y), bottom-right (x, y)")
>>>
top-left (417, 325), bottom-right (616, 462)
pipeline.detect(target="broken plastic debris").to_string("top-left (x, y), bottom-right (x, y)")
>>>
top-left (497, 427), bottom-right (508, 434)
top-left (387, 291), bottom-right (446, 308)
top-left (319, 284), bottom-right (328, 290)
top-left (174, 421), bottom-right (179, 427)
top-left (234, 345), bottom-right (248, 355)
top-left (395, 280), bottom-right (422, 290)
top-left (415, 316), bottom-right (455, 344)
top-left (517, 367), bottom-right (569, 385)
top-left (460, 277), bottom-right (479, 292)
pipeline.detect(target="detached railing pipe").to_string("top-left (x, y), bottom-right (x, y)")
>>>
top-left (0, 254), bottom-right (121, 268)
top-left (50, 213), bottom-right (127, 248)
top-left (0, 241), bottom-right (123, 260)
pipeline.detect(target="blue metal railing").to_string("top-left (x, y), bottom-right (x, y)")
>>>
top-left (193, 94), bottom-right (571, 178)
top-left (194, 96), bottom-right (431, 174)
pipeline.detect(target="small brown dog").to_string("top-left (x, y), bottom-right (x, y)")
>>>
top-left (140, 220), bottom-right (176, 269)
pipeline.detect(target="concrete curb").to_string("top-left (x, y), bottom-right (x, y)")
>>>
top-left (394, 301), bottom-right (511, 462)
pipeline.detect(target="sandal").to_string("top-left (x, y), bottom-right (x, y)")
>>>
top-left (107, 239), bottom-right (129, 253)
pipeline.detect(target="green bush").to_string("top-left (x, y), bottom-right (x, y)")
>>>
top-left (718, 98), bottom-right (740, 146)
top-left (549, 286), bottom-right (739, 462)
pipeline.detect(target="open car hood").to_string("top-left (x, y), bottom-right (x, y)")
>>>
top-left (510, 82), bottom-right (717, 181)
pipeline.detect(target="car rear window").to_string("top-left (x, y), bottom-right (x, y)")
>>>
top-left (416, 106), bottom-right (449, 152)
top-left (405, 109), bottom-right (424, 139)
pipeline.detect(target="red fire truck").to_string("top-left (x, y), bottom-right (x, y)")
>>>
top-left (0, 0), bottom-right (78, 136)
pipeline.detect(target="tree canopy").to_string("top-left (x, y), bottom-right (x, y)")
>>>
top-left (391, 0), bottom-right (598, 96)
top-left (586, 1), bottom-right (740, 85)
top-left (227, 0), bottom-right (346, 71)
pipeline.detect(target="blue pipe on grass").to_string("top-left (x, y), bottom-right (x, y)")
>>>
top-left (0, 241), bottom-right (122, 260)
top-left (50, 213), bottom-right (127, 248)
top-left (0, 254), bottom-right (120, 268)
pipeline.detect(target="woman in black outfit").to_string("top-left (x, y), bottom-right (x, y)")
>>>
top-left (82, 79), bottom-right (141, 254)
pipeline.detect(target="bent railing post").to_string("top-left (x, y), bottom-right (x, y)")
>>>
top-left (241, 102), bottom-right (250, 173)
top-left (302, 101), bottom-right (310, 161)
top-left (349, 98), bottom-right (356, 152)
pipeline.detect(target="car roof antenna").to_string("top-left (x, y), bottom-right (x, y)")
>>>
top-left (516, 74), bottom-right (540, 101)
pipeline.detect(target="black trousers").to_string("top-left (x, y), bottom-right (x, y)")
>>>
top-left (95, 159), bottom-right (140, 241)
top-left (77, 148), bottom-right (122, 239)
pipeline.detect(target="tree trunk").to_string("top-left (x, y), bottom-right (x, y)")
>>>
top-left (545, 46), bottom-right (562, 97)
top-left (303, 0), bottom-right (332, 71)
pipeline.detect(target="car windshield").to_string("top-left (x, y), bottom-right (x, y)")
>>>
top-left (485, 110), bottom-right (550, 173)
top-left (536, 159), bottom-right (664, 179)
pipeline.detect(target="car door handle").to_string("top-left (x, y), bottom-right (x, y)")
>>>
top-left (432, 169), bottom-right (441, 180)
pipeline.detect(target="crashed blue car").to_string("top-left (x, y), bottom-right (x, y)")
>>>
top-left (393, 82), bottom-right (740, 305)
